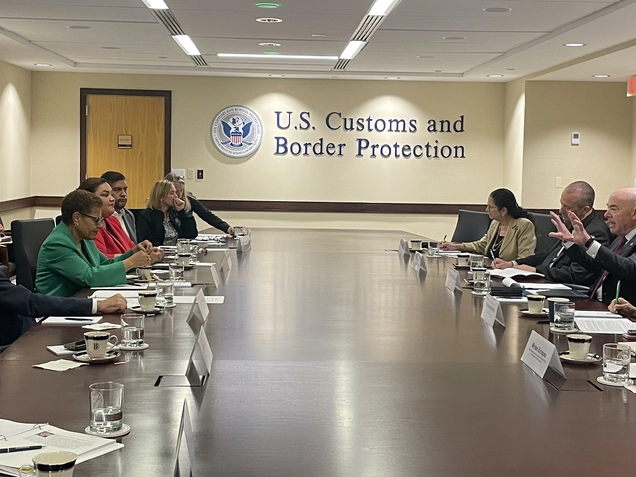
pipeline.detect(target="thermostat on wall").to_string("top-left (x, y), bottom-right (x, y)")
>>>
top-left (571, 132), bottom-right (580, 146)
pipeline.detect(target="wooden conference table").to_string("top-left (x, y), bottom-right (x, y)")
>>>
top-left (1, 228), bottom-right (635, 476)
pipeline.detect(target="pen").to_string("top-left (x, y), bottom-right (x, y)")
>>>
top-left (442, 234), bottom-right (447, 242)
top-left (0, 445), bottom-right (43, 454)
top-left (616, 280), bottom-right (621, 304)
top-left (64, 317), bottom-right (93, 321)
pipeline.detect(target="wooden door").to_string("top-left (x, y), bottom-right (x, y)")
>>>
top-left (81, 90), bottom-right (171, 208)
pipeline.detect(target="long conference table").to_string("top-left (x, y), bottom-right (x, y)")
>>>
top-left (1, 228), bottom-right (635, 476)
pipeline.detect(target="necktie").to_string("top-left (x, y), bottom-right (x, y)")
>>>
top-left (590, 236), bottom-right (627, 298)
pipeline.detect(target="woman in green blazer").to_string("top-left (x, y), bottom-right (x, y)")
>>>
top-left (440, 188), bottom-right (536, 261)
top-left (36, 190), bottom-right (152, 297)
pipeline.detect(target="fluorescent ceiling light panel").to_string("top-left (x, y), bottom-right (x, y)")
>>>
top-left (218, 53), bottom-right (338, 60)
top-left (340, 41), bottom-right (366, 60)
top-left (368, 0), bottom-right (401, 16)
top-left (142, 0), bottom-right (169, 9)
top-left (173, 35), bottom-right (200, 56)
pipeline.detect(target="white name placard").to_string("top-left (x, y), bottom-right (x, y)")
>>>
top-left (520, 330), bottom-right (565, 378)
top-left (411, 252), bottom-right (427, 273)
top-left (481, 294), bottom-right (506, 327)
top-left (175, 399), bottom-right (196, 468)
top-left (398, 239), bottom-right (410, 258)
top-left (210, 264), bottom-right (221, 288)
top-left (445, 267), bottom-right (463, 292)
top-left (195, 288), bottom-right (209, 322)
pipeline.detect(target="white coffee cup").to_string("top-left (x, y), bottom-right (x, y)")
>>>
top-left (457, 253), bottom-right (470, 266)
top-left (138, 290), bottom-right (157, 311)
top-left (136, 267), bottom-right (152, 281)
top-left (527, 295), bottom-right (545, 314)
top-left (20, 451), bottom-right (77, 477)
top-left (84, 332), bottom-right (118, 359)
top-left (177, 253), bottom-right (191, 267)
top-left (567, 334), bottom-right (593, 360)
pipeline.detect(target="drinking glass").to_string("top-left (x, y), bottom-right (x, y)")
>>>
top-left (176, 239), bottom-right (190, 254)
top-left (156, 281), bottom-right (174, 307)
top-left (120, 314), bottom-right (144, 348)
top-left (469, 254), bottom-right (484, 272)
top-left (603, 343), bottom-right (631, 384)
top-left (169, 262), bottom-right (184, 281)
top-left (553, 301), bottom-right (575, 330)
top-left (89, 382), bottom-right (124, 434)
top-left (472, 268), bottom-right (490, 295)
top-left (427, 241), bottom-right (440, 257)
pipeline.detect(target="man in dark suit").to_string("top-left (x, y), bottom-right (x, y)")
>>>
top-left (0, 271), bottom-right (127, 347)
top-left (550, 187), bottom-right (636, 305)
top-left (493, 181), bottom-right (613, 286)
top-left (101, 171), bottom-right (137, 242)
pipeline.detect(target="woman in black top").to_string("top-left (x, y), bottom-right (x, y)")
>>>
top-left (164, 173), bottom-right (234, 235)
top-left (137, 180), bottom-right (198, 246)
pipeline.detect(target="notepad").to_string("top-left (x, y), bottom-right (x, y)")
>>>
top-left (42, 316), bottom-right (102, 326)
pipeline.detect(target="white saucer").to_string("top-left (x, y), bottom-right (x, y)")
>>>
top-left (596, 376), bottom-right (634, 387)
top-left (520, 310), bottom-right (548, 317)
top-left (471, 290), bottom-right (488, 296)
top-left (549, 326), bottom-right (577, 335)
top-left (559, 352), bottom-right (601, 364)
top-left (119, 342), bottom-right (149, 351)
top-left (72, 351), bottom-right (121, 364)
top-left (85, 423), bottom-right (130, 438)
top-left (129, 306), bottom-right (164, 315)
top-left (158, 302), bottom-right (176, 308)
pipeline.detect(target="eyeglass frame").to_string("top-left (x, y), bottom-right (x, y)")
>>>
top-left (81, 212), bottom-right (105, 225)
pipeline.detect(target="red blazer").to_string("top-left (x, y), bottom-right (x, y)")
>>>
top-left (94, 216), bottom-right (136, 258)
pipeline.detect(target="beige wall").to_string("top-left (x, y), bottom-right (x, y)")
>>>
top-left (0, 60), bottom-right (30, 202)
top-left (523, 81), bottom-right (633, 209)
top-left (31, 73), bottom-right (505, 206)
top-left (503, 79), bottom-right (525, 198)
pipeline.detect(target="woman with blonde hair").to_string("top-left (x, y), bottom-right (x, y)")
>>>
top-left (164, 173), bottom-right (234, 235)
top-left (136, 180), bottom-right (197, 246)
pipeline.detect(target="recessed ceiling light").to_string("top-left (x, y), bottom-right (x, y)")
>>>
top-left (417, 55), bottom-right (434, 59)
top-left (269, 74), bottom-right (285, 77)
top-left (564, 42), bottom-right (585, 47)
top-left (340, 40), bottom-right (366, 60)
top-left (443, 36), bottom-right (466, 41)
top-left (593, 74), bottom-right (611, 78)
top-left (369, 0), bottom-right (402, 16)
top-left (141, 0), bottom-right (169, 9)
top-left (218, 53), bottom-right (338, 60)
top-left (34, 63), bottom-right (52, 67)
top-left (483, 7), bottom-right (511, 13)
top-left (487, 74), bottom-right (504, 78)
top-left (385, 77), bottom-right (400, 80)
top-left (506, 68), bottom-right (515, 71)
top-left (68, 25), bottom-right (91, 29)
top-left (259, 42), bottom-right (281, 47)
top-left (311, 34), bottom-right (326, 37)
top-left (101, 46), bottom-right (121, 50)
top-left (256, 17), bottom-right (282, 23)
top-left (172, 35), bottom-right (201, 56)
top-left (255, 2), bottom-right (280, 7)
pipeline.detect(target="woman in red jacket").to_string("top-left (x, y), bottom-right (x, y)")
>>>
top-left (78, 178), bottom-right (163, 262)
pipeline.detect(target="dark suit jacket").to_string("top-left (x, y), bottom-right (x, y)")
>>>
top-left (189, 194), bottom-right (231, 234)
top-left (136, 208), bottom-right (198, 247)
top-left (0, 271), bottom-right (92, 346)
top-left (517, 211), bottom-right (613, 286)
top-left (565, 233), bottom-right (636, 305)
top-left (121, 208), bottom-right (137, 243)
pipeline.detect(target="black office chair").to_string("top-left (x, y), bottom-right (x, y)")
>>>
top-left (450, 209), bottom-right (491, 243)
top-left (532, 212), bottom-right (559, 254)
top-left (11, 218), bottom-right (55, 291)
top-left (0, 216), bottom-right (16, 277)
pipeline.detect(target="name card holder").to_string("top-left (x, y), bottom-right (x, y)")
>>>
top-left (521, 330), bottom-right (565, 379)
top-left (174, 399), bottom-right (196, 476)
top-left (210, 264), bottom-right (221, 288)
top-left (445, 267), bottom-right (463, 292)
top-left (186, 287), bottom-right (210, 332)
top-left (155, 327), bottom-right (213, 388)
top-left (398, 239), bottom-right (410, 259)
top-left (220, 251), bottom-right (233, 281)
top-left (481, 294), bottom-right (506, 327)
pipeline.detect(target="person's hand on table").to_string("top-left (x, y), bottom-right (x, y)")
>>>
top-left (97, 294), bottom-right (127, 314)
top-left (136, 240), bottom-right (153, 254)
top-left (493, 258), bottom-right (512, 269)
top-left (439, 241), bottom-right (460, 251)
top-left (149, 247), bottom-right (164, 264)
top-left (124, 250), bottom-right (152, 270)
top-left (609, 298), bottom-right (636, 319)
top-left (227, 226), bottom-right (235, 236)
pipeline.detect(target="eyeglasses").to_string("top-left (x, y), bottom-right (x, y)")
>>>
top-left (81, 213), bottom-right (104, 225)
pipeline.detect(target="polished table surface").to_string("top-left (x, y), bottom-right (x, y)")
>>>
top-left (1, 228), bottom-right (635, 476)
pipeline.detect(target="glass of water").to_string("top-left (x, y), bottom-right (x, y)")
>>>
top-left (89, 382), bottom-right (124, 434)
top-left (554, 301), bottom-right (575, 330)
top-left (472, 269), bottom-right (491, 295)
top-left (120, 313), bottom-right (144, 348)
top-left (427, 241), bottom-right (440, 257)
top-left (156, 281), bottom-right (174, 307)
top-left (603, 343), bottom-right (632, 385)
top-left (176, 238), bottom-right (190, 254)
top-left (469, 254), bottom-right (484, 272)
top-left (169, 261), bottom-right (184, 281)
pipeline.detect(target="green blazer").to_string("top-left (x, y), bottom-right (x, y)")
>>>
top-left (36, 223), bottom-right (133, 297)
top-left (462, 216), bottom-right (536, 261)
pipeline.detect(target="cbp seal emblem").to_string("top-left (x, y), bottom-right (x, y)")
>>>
top-left (211, 106), bottom-right (263, 158)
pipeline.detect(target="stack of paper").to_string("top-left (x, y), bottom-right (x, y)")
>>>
top-left (0, 420), bottom-right (123, 476)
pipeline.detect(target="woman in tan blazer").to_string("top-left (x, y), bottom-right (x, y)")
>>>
top-left (440, 188), bottom-right (536, 261)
